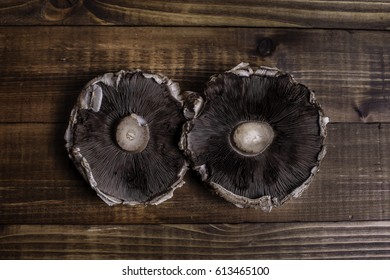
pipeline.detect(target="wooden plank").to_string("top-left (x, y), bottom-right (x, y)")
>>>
top-left (1, 123), bottom-right (389, 224)
top-left (1, 0), bottom-right (390, 30)
top-left (1, 222), bottom-right (390, 259)
top-left (1, 27), bottom-right (390, 123)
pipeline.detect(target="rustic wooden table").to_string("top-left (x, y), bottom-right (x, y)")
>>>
top-left (1, 0), bottom-right (390, 259)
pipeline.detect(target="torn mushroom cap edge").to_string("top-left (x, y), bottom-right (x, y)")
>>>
top-left (64, 70), bottom-right (189, 206)
top-left (181, 62), bottom-right (329, 212)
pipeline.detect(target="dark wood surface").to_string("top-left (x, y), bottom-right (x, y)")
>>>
top-left (2, 0), bottom-right (390, 30)
top-left (1, 1), bottom-right (390, 259)
top-left (2, 222), bottom-right (390, 259)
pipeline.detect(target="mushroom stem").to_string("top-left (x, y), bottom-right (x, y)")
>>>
top-left (230, 121), bottom-right (274, 156)
top-left (115, 113), bottom-right (150, 153)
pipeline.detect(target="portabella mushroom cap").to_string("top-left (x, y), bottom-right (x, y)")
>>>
top-left (180, 62), bottom-right (328, 212)
top-left (65, 70), bottom-right (188, 205)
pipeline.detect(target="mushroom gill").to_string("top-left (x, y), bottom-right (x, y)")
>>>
top-left (65, 70), bottom-right (188, 205)
top-left (181, 63), bottom-right (328, 212)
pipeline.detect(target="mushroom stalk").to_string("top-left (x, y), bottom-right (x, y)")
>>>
top-left (230, 121), bottom-right (274, 156)
top-left (116, 113), bottom-right (150, 153)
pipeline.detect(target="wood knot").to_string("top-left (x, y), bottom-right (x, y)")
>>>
top-left (257, 38), bottom-right (275, 57)
top-left (49, 0), bottom-right (80, 9)
top-left (41, 0), bottom-right (82, 22)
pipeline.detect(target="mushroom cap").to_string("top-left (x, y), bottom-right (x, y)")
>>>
top-left (181, 63), bottom-right (328, 212)
top-left (65, 70), bottom-right (188, 205)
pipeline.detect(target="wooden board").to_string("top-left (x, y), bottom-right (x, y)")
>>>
top-left (1, 27), bottom-right (390, 123)
top-left (1, 123), bottom-right (389, 224)
top-left (1, 222), bottom-right (390, 259)
top-left (1, 4), bottom-right (390, 260)
top-left (1, 0), bottom-right (390, 30)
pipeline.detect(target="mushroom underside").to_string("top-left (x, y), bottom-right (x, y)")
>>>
top-left (66, 71), bottom-right (188, 205)
top-left (183, 71), bottom-right (326, 208)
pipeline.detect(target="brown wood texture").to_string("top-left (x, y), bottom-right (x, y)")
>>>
top-left (1, 122), bottom-right (389, 224)
top-left (1, 27), bottom-right (390, 123)
top-left (1, 5), bottom-right (390, 259)
top-left (2, 222), bottom-right (390, 259)
top-left (1, 0), bottom-right (390, 30)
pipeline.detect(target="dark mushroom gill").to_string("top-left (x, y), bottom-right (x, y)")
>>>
top-left (70, 72), bottom-right (187, 204)
top-left (186, 72), bottom-right (324, 201)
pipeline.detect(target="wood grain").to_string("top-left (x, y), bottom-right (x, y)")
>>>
top-left (1, 0), bottom-right (390, 30)
top-left (1, 27), bottom-right (390, 123)
top-left (1, 123), bottom-right (389, 224)
top-left (1, 222), bottom-right (390, 259)
top-left (1, 3), bottom-right (390, 260)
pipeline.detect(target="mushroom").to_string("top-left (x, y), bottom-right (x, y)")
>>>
top-left (65, 70), bottom-right (188, 205)
top-left (181, 63), bottom-right (328, 212)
